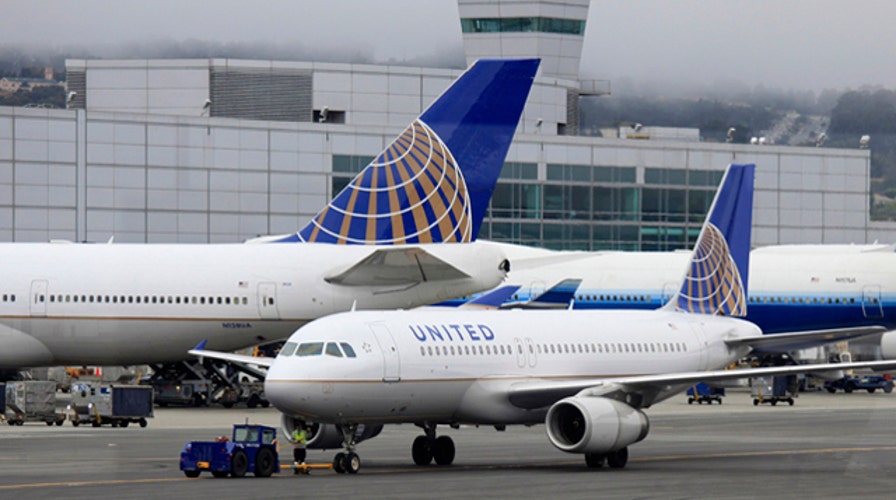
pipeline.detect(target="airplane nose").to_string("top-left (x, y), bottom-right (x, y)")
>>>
top-left (263, 377), bottom-right (292, 412)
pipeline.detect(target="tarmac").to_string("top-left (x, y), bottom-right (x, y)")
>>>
top-left (2, 388), bottom-right (895, 499)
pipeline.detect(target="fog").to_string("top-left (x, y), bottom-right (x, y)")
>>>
top-left (2, 0), bottom-right (895, 94)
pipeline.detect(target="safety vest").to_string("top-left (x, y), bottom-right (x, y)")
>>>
top-left (293, 429), bottom-right (307, 445)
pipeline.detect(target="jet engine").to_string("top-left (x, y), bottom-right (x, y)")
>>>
top-left (281, 415), bottom-right (383, 450)
top-left (880, 331), bottom-right (896, 360)
top-left (545, 397), bottom-right (649, 454)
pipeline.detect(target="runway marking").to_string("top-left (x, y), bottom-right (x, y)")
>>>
top-left (2, 445), bottom-right (896, 489)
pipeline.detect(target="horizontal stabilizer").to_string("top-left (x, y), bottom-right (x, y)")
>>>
top-left (325, 247), bottom-right (470, 286)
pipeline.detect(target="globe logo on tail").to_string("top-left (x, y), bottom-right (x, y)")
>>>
top-left (299, 119), bottom-right (472, 244)
top-left (676, 223), bottom-right (747, 316)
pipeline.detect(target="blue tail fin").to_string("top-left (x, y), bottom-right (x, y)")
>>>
top-left (284, 58), bottom-right (539, 244)
top-left (664, 164), bottom-right (755, 316)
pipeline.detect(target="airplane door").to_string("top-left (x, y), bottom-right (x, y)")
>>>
top-left (862, 285), bottom-right (884, 318)
top-left (514, 338), bottom-right (526, 368)
top-left (524, 337), bottom-right (537, 367)
top-left (30, 280), bottom-right (48, 317)
top-left (369, 323), bottom-right (400, 382)
top-left (662, 283), bottom-right (678, 306)
top-left (528, 281), bottom-right (545, 301)
top-left (257, 282), bottom-right (280, 320)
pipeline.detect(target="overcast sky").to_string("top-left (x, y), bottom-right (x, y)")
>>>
top-left (3, 0), bottom-right (895, 93)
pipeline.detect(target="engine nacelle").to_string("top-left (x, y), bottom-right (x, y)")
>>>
top-left (881, 331), bottom-right (896, 360)
top-left (545, 397), bottom-right (649, 454)
top-left (281, 415), bottom-right (383, 450)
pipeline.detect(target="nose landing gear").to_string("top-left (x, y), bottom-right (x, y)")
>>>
top-left (331, 424), bottom-right (361, 474)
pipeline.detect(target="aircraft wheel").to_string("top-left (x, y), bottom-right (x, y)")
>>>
top-left (412, 436), bottom-right (433, 465)
top-left (606, 447), bottom-right (628, 469)
top-left (585, 453), bottom-right (605, 468)
top-left (345, 452), bottom-right (361, 474)
top-left (333, 452), bottom-right (346, 473)
top-left (433, 436), bottom-right (455, 465)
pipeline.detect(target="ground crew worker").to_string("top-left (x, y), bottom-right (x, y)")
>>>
top-left (292, 425), bottom-right (308, 474)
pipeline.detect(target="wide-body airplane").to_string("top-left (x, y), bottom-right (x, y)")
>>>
top-left (193, 163), bottom-right (896, 474)
top-left (473, 242), bottom-right (896, 355)
top-left (0, 58), bottom-right (541, 369)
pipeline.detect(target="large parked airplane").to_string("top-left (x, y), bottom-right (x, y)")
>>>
top-left (468, 242), bottom-right (896, 355)
top-left (0, 58), bottom-right (540, 369)
top-left (193, 163), bottom-right (896, 473)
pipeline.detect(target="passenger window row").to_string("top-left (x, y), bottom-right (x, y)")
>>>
top-left (37, 294), bottom-right (251, 306)
top-left (1, 294), bottom-right (16, 302)
top-left (748, 296), bottom-right (861, 305)
top-left (418, 341), bottom-right (688, 357)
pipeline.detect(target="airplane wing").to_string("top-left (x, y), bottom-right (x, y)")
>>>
top-left (324, 247), bottom-right (470, 287)
top-left (505, 359), bottom-right (896, 410)
top-left (725, 326), bottom-right (886, 353)
top-left (188, 343), bottom-right (276, 369)
top-left (460, 286), bottom-right (521, 309)
top-left (502, 279), bottom-right (582, 309)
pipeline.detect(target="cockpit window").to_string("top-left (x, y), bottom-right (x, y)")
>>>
top-left (295, 342), bottom-right (324, 356)
top-left (340, 342), bottom-right (357, 358)
top-left (325, 343), bottom-right (343, 357)
top-left (279, 342), bottom-right (297, 357)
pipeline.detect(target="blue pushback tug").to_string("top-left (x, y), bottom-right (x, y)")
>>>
top-left (180, 424), bottom-right (280, 478)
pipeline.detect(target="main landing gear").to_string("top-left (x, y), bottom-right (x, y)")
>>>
top-left (584, 447), bottom-right (629, 469)
top-left (331, 424), bottom-right (362, 474)
top-left (411, 423), bottom-right (455, 466)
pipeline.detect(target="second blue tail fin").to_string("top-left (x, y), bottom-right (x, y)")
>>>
top-left (664, 163), bottom-right (755, 316)
top-left (285, 58), bottom-right (539, 245)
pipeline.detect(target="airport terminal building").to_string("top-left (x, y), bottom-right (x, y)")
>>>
top-left (2, 0), bottom-right (893, 249)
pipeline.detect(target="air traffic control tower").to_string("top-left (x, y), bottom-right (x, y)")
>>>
top-left (458, 0), bottom-right (607, 135)
top-left (1, 0), bottom-right (881, 248)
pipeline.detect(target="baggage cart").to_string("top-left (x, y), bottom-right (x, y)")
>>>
top-left (687, 382), bottom-right (725, 404)
top-left (4, 381), bottom-right (65, 426)
top-left (751, 375), bottom-right (797, 406)
top-left (68, 383), bottom-right (153, 427)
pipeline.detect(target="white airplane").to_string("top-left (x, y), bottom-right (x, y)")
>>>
top-left (193, 163), bottom-right (896, 473)
top-left (470, 242), bottom-right (896, 355)
top-left (0, 58), bottom-right (541, 369)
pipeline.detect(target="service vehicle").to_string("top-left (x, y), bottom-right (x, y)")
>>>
top-left (824, 373), bottom-right (894, 393)
top-left (180, 424), bottom-right (280, 478)
top-left (68, 383), bottom-right (153, 427)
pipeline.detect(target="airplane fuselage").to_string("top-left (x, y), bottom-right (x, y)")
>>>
top-left (477, 243), bottom-right (896, 334)
top-left (0, 242), bottom-right (505, 367)
top-left (264, 309), bottom-right (757, 425)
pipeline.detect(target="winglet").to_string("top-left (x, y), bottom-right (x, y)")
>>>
top-left (664, 164), bottom-right (755, 316)
top-left (193, 339), bottom-right (208, 351)
top-left (281, 58), bottom-right (539, 245)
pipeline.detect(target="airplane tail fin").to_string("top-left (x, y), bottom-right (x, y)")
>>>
top-left (663, 164), bottom-right (755, 317)
top-left (278, 58), bottom-right (539, 244)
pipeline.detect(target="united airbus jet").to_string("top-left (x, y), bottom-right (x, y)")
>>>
top-left (195, 164), bottom-right (896, 472)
